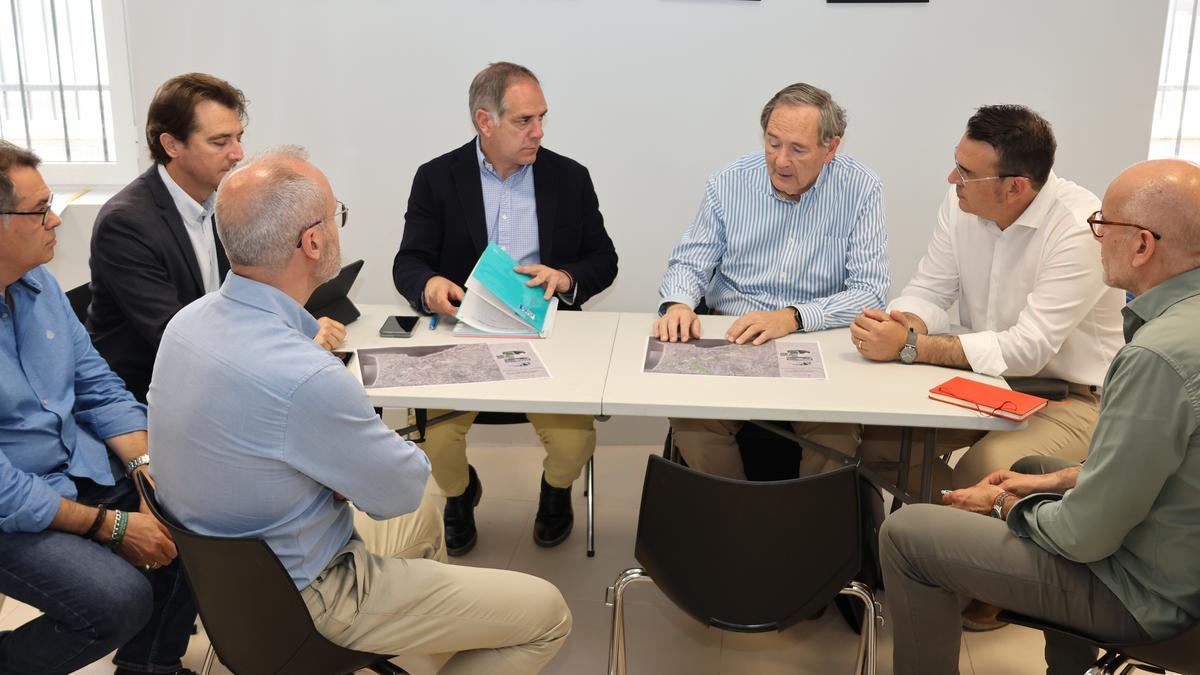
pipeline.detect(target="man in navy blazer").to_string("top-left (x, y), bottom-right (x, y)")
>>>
top-left (88, 73), bottom-right (345, 402)
top-left (393, 62), bottom-right (617, 555)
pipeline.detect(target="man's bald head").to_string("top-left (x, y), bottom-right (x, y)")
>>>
top-left (216, 146), bottom-right (331, 270)
top-left (1108, 159), bottom-right (1200, 262)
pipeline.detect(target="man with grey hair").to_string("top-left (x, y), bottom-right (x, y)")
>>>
top-left (393, 61), bottom-right (618, 555)
top-left (881, 158), bottom-right (1200, 674)
top-left (655, 82), bottom-right (889, 480)
top-left (152, 147), bottom-right (572, 673)
top-left (0, 140), bottom-right (195, 675)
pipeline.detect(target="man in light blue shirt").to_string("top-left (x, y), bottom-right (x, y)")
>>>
top-left (655, 83), bottom-right (890, 479)
top-left (151, 146), bottom-right (570, 672)
top-left (0, 141), bottom-right (193, 675)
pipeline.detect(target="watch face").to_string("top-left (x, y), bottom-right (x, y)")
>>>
top-left (900, 344), bottom-right (917, 364)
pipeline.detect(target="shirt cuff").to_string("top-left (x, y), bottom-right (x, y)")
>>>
top-left (1005, 492), bottom-right (1062, 537)
top-left (958, 330), bottom-right (1008, 377)
top-left (887, 296), bottom-right (951, 335)
top-left (557, 285), bottom-right (578, 307)
top-left (0, 477), bottom-right (62, 533)
top-left (80, 402), bottom-right (147, 441)
top-left (793, 303), bottom-right (823, 332)
top-left (658, 295), bottom-right (697, 316)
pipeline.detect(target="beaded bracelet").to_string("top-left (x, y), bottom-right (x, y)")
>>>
top-left (108, 510), bottom-right (128, 551)
top-left (84, 505), bottom-right (108, 540)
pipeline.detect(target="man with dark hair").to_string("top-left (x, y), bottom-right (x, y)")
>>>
top-left (0, 140), bottom-right (195, 675)
top-left (393, 62), bottom-right (617, 555)
top-left (654, 82), bottom-right (890, 480)
top-left (88, 72), bottom-right (345, 401)
top-left (882, 158), bottom-right (1200, 675)
top-left (852, 105), bottom-right (1124, 490)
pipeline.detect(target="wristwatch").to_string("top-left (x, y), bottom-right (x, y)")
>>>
top-left (899, 327), bottom-right (918, 364)
top-left (125, 453), bottom-right (150, 476)
top-left (991, 491), bottom-right (1014, 520)
top-left (789, 306), bottom-right (803, 331)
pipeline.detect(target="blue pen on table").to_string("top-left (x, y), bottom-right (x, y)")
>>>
top-left (429, 314), bottom-right (440, 330)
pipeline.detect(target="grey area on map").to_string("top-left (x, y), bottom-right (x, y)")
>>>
top-left (360, 344), bottom-right (503, 388)
top-left (643, 337), bottom-right (781, 377)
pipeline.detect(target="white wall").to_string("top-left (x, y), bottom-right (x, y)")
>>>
top-left (116, 0), bottom-right (1166, 313)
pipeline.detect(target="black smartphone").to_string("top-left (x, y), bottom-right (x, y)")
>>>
top-left (379, 315), bottom-right (420, 338)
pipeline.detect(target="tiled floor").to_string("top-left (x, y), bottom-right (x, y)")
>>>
top-left (0, 443), bottom-right (1118, 674)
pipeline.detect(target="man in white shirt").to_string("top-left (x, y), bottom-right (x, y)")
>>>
top-left (851, 104), bottom-right (1124, 493)
top-left (88, 73), bottom-right (345, 401)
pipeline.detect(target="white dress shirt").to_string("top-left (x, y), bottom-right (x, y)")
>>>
top-left (888, 173), bottom-right (1124, 386)
top-left (157, 163), bottom-right (220, 293)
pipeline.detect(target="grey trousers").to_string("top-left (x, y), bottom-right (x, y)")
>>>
top-left (879, 501), bottom-right (1148, 675)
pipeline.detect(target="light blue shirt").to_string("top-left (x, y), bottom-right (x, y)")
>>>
top-left (659, 152), bottom-right (890, 331)
top-left (149, 273), bottom-right (431, 589)
top-left (0, 266), bottom-right (146, 533)
top-left (477, 138), bottom-right (539, 266)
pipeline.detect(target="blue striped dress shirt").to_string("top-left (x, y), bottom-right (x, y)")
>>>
top-left (659, 151), bottom-right (890, 331)
top-left (476, 139), bottom-right (540, 266)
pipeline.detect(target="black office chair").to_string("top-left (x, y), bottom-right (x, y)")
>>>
top-left (135, 473), bottom-right (406, 675)
top-left (996, 610), bottom-right (1200, 675)
top-left (412, 408), bottom-right (598, 557)
top-left (605, 456), bottom-right (880, 675)
top-left (65, 282), bottom-right (91, 324)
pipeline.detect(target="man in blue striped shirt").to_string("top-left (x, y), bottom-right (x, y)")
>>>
top-left (654, 83), bottom-right (890, 480)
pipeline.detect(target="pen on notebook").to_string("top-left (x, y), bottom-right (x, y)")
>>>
top-left (429, 314), bottom-right (440, 330)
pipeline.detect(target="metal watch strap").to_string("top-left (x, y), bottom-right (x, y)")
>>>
top-left (125, 453), bottom-right (150, 475)
top-left (991, 491), bottom-right (1013, 520)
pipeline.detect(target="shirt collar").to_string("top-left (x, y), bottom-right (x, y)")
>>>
top-left (475, 137), bottom-right (531, 181)
top-left (1122, 266), bottom-right (1200, 342)
top-left (1008, 171), bottom-right (1060, 231)
top-left (0, 268), bottom-right (43, 304)
top-left (157, 163), bottom-right (216, 226)
top-left (763, 153), bottom-right (833, 204)
top-left (219, 272), bottom-right (321, 339)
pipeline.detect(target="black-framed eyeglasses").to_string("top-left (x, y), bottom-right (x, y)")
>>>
top-left (295, 200), bottom-right (349, 248)
top-left (0, 194), bottom-right (55, 226)
top-left (1087, 210), bottom-right (1161, 240)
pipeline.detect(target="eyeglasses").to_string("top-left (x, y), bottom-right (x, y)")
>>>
top-left (295, 200), bottom-right (348, 248)
top-left (952, 157), bottom-right (1025, 187)
top-left (0, 194), bottom-right (55, 226)
top-left (1086, 210), bottom-right (1161, 240)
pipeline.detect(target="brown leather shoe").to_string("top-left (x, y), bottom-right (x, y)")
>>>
top-left (962, 599), bottom-right (1008, 632)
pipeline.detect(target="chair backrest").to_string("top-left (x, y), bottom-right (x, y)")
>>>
top-left (1123, 621), bottom-right (1200, 674)
top-left (65, 283), bottom-right (91, 325)
top-left (634, 455), bottom-right (861, 632)
top-left (136, 474), bottom-right (387, 675)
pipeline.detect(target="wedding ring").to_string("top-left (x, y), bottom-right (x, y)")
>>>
top-left (856, 339), bottom-right (864, 350)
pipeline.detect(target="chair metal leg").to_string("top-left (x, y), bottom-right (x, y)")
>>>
top-left (1087, 649), bottom-right (1130, 674)
top-left (606, 568), bottom-right (654, 675)
top-left (838, 581), bottom-right (881, 675)
top-left (201, 643), bottom-right (216, 675)
top-left (586, 455), bottom-right (596, 557)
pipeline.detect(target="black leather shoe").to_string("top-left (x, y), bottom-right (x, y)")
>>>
top-left (533, 474), bottom-right (573, 547)
top-left (444, 465), bottom-right (482, 556)
top-left (115, 669), bottom-right (199, 675)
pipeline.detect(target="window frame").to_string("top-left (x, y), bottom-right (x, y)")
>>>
top-left (29, 0), bottom-right (139, 188)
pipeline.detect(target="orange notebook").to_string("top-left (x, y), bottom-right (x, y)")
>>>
top-left (928, 376), bottom-right (1048, 421)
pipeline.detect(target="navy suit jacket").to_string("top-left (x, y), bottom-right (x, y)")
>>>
top-left (393, 140), bottom-right (618, 312)
top-left (87, 165), bottom-right (229, 401)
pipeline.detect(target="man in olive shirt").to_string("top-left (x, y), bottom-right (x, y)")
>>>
top-left (880, 158), bottom-right (1200, 675)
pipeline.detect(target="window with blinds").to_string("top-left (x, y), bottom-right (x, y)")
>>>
top-left (1152, 0), bottom-right (1200, 160)
top-left (1, 0), bottom-right (115, 163)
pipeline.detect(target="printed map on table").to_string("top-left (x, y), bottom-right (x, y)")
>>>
top-left (642, 337), bottom-right (826, 379)
top-left (359, 341), bottom-right (549, 388)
